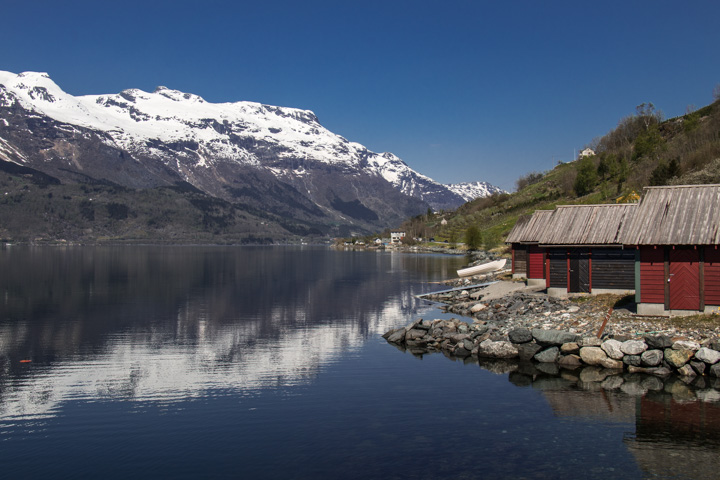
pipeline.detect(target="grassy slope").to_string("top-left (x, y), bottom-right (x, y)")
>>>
top-left (393, 98), bottom-right (720, 250)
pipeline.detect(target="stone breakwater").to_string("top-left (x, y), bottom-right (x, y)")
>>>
top-left (383, 318), bottom-right (720, 380)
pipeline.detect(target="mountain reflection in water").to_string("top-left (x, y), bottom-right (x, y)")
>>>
top-left (0, 246), bottom-right (461, 420)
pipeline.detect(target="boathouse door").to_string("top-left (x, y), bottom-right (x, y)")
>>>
top-left (568, 249), bottom-right (590, 293)
top-left (668, 247), bottom-right (700, 310)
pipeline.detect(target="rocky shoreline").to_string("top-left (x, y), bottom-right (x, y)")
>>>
top-left (384, 277), bottom-right (720, 384)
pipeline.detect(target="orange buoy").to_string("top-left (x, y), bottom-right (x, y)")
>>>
top-left (20, 359), bottom-right (32, 363)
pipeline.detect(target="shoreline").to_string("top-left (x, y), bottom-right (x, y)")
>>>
top-left (386, 276), bottom-right (720, 384)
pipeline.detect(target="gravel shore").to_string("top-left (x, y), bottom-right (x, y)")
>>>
top-left (422, 271), bottom-right (720, 342)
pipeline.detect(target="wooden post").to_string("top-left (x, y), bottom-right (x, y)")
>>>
top-left (597, 308), bottom-right (614, 338)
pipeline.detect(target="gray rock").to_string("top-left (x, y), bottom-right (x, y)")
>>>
top-left (621, 340), bottom-right (648, 355)
top-left (710, 363), bottom-right (720, 378)
top-left (406, 329), bottom-right (427, 341)
top-left (645, 335), bottom-right (673, 349)
top-left (695, 347), bottom-right (720, 365)
top-left (446, 333), bottom-right (469, 343)
top-left (673, 340), bottom-right (700, 351)
top-left (641, 349), bottom-right (663, 367)
top-left (580, 346), bottom-right (608, 366)
top-left (534, 347), bottom-right (560, 363)
top-left (532, 329), bottom-right (580, 347)
top-left (387, 329), bottom-right (406, 344)
top-left (623, 355), bottom-right (642, 367)
top-left (689, 360), bottom-right (706, 376)
top-left (476, 339), bottom-right (518, 359)
top-left (508, 327), bottom-right (533, 344)
top-left (601, 339), bottom-right (625, 360)
top-left (516, 343), bottom-right (543, 361)
top-left (664, 348), bottom-right (694, 369)
top-left (462, 338), bottom-right (475, 351)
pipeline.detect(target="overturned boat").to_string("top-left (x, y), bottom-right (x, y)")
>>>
top-left (456, 258), bottom-right (506, 277)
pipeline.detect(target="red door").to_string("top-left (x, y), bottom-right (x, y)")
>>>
top-left (669, 248), bottom-right (700, 310)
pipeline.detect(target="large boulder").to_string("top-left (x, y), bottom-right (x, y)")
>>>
top-left (645, 335), bottom-right (673, 349)
top-left (477, 339), bottom-right (519, 359)
top-left (601, 339), bottom-right (625, 360)
top-left (516, 343), bottom-right (543, 361)
top-left (534, 347), bottom-right (560, 363)
top-left (641, 349), bottom-right (664, 367)
top-left (508, 327), bottom-right (533, 344)
top-left (532, 329), bottom-right (580, 347)
top-left (695, 347), bottom-right (720, 365)
top-left (386, 329), bottom-right (406, 344)
top-left (664, 348), bottom-right (694, 369)
top-left (621, 340), bottom-right (647, 355)
top-left (673, 340), bottom-right (700, 351)
top-left (580, 346), bottom-right (608, 366)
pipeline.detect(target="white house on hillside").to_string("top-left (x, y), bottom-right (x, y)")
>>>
top-left (578, 148), bottom-right (595, 159)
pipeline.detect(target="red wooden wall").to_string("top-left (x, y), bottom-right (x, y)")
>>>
top-left (640, 246), bottom-right (665, 304)
top-left (706, 247), bottom-right (720, 305)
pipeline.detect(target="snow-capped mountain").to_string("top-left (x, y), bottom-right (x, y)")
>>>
top-left (0, 71), bottom-right (500, 235)
top-left (445, 181), bottom-right (507, 202)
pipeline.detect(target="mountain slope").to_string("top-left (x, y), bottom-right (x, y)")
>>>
top-left (0, 71), bottom-right (501, 239)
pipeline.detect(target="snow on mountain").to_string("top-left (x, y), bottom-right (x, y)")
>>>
top-left (445, 181), bottom-right (507, 202)
top-left (0, 71), bottom-right (502, 226)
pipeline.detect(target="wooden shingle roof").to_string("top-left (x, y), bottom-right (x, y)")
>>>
top-left (537, 204), bottom-right (637, 246)
top-left (505, 210), bottom-right (553, 244)
top-left (620, 184), bottom-right (720, 245)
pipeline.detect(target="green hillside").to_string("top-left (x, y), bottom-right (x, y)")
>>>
top-left (396, 97), bottom-right (720, 250)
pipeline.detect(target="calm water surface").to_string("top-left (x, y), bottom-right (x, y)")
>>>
top-left (0, 246), bottom-right (718, 479)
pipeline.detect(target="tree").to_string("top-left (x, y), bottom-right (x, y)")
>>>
top-left (714, 83), bottom-right (720, 102)
top-left (465, 225), bottom-right (481, 250)
top-left (636, 102), bottom-right (663, 131)
top-left (574, 156), bottom-right (598, 196)
top-left (649, 158), bottom-right (681, 186)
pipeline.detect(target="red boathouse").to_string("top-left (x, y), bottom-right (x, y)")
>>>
top-left (621, 185), bottom-right (720, 315)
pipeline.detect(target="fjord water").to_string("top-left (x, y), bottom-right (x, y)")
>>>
top-left (0, 246), bottom-right (717, 479)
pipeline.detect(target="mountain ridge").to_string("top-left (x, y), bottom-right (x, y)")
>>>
top-left (0, 70), bottom-right (502, 240)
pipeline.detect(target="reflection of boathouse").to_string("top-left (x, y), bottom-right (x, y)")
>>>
top-left (626, 393), bottom-right (720, 479)
top-left (521, 364), bottom-right (720, 480)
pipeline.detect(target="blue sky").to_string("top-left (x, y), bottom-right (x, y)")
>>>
top-left (4, 1), bottom-right (720, 191)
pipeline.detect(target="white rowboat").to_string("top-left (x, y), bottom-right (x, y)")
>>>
top-left (456, 258), bottom-right (506, 277)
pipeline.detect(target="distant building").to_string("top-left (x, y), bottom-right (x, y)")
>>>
top-left (578, 148), bottom-right (595, 159)
top-left (390, 231), bottom-right (406, 244)
top-left (440, 218), bottom-right (448, 226)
